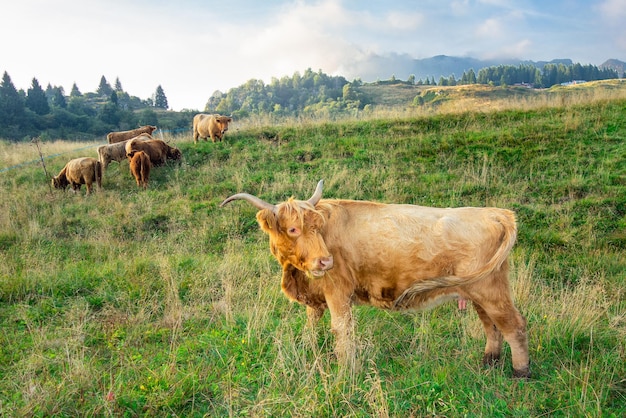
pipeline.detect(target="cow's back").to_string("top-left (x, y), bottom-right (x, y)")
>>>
top-left (66, 157), bottom-right (99, 183)
top-left (318, 200), bottom-right (516, 287)
top-left (193, 114), bottom-right (213, 135)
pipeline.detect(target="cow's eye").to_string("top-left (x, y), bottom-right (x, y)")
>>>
top-left (288, 227), bottom-right (300, 236)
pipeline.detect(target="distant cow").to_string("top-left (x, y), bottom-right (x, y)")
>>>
top-left (97, 134), bottom-right (152, 170)
top-left (125, 137), bottom-right (182, 166)
top-left (220, 180), bottom-right (530, 378)
top-left (193, 114), bottom-right (232, 143)
top-left (52, 157), bottom-right (102, 195)
top-left (129, 151), bottom-right (151, 189)
top-left (107, 125), bottom-right (157, 144)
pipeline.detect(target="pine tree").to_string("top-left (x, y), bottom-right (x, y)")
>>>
top-left (70, 83), bottom-right (82, 97)
top-left (153, 85), bottom-right (168, 109)
top-left (114, 77), bottom-right (123, 92)
top-left (26, 78), bottom-right (50, 115)
top-left (0, 71), bottom-right (26, 131)
top-left (97, 76), bottom-right (113, 97)
top-left (52, 88), bottom-right (67, 108)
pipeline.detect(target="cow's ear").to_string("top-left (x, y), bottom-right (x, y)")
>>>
top-left (256, 209), bottom-right (278, 233)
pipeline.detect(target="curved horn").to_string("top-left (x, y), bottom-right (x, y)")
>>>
top-left (307, 179), bottom-right (324, 206)
top-left (220, 193), bottom-right (276, 212)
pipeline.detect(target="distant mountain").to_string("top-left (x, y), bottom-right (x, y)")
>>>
top-left (600, 59), bottom-right (626, 77)
top-left (343, 53), bottom-right (599, 83)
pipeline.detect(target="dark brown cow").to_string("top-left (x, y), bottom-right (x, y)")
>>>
top-left (52, 157), bottom-right (102, 195)
top-left (192, 114), bottom-right (232, 143)
top-left (107, 125), bottom-right (157, 144)
top-left (129, 151), bottom-right (151, 189)
top-left (125, 138), bottom-right (182, 166)
top-left (220, 180), bottom-right (530, 378)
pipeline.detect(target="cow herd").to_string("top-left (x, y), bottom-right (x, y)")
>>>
top-left (51, 113), bottom-right (233, 194)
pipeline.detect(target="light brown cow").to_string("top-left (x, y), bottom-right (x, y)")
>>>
top-left (125, 138), bottom-right (182, 166)
top-left (129, 151), bottom-right (151, 189)
top-left (97, 134), bottom-right (152, 170)
top-left (192, 114), bottom-right (232, 143)
top-left (107, 125), bottom-right (157, 144)
top-left (52, 157), bottom-right (102, 195)
top-left (220, 180), bottom-right (530, 378)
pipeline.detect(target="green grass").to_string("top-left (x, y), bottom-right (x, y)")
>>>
top-left (0, 92), bottom-right (625, 416)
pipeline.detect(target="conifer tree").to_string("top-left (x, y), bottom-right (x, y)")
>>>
top-left (70, 83), bottom-right (82, 97)
top-left (0, 71), bottom-right (26, 132)
top-left (153, 85), bottom-right (168, 109)
top-left (97, 75), bottom-right (113, 97)
top-left (26, 77), bottom-right (50, 115)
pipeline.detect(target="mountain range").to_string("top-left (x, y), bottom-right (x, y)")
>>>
top-left (343, 54), bottom-right (625, 82)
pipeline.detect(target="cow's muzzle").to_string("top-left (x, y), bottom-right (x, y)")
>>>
top-left (310, 255), bottom-right (333, 277)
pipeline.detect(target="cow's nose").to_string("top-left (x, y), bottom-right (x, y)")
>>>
top-left (318, 256), bottom-right (333, 271)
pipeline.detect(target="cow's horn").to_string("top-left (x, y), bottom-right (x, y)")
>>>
top-left (307, 179), bottom-right (324, 206)
top-left (220, 193), bottom-right (276, 211)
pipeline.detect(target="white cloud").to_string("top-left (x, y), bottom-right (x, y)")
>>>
top-left (0, 0), bottom-right (623, 110)
top-left (475, 17), bottom-right (504, 38)
top-left (383, 11), bottom-right (424, 31)
top-left (598, 0), bottom-right (626, 22)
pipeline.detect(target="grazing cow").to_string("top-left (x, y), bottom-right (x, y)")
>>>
top-left (129, 151), bottom-right (151, 189)
top-left (220, 180), bottom-right (530, 378)
top-left (125, 138), bottom-right (182, 166)
top-left (192, 114), bottom-right (232, 143)
top-left (52, 157), bottom-right (102, 195)
top-left (97, 134), bottom-right (152, 170)
top-left (107, 125), bottom-right (157, 144)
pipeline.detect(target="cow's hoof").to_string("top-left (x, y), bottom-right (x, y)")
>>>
top-left (481, 353), bottom-right (501, 367)
top-left (512, 367), bottom-right (531, 379)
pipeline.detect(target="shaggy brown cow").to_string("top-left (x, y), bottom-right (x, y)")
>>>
top-left (107, 125), bottom-right (157, 144)
top-left (52, 157), bottom-right (102, 195)
top-left (125, 138), bottom-right (182, 166)
top-left (221, 180), bottom-right (530, 378)
top-left (97, 134), bottom-right (152, 170)
top-left (129, 151), bottom-right (151, 189)
top-left (192, 114), bottom-right (232, 143)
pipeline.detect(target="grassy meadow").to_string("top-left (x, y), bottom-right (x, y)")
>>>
top-left (0, 83), bottom-right (625, 416)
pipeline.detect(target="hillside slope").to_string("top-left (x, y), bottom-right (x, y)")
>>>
top-left (0, 96), bottom-right (624, 416)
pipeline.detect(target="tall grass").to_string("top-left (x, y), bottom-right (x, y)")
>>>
top-left (0, 84), bottom-right (625, 416)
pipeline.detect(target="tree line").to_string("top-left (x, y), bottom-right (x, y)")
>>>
top-left (206, 63), bottom-right (619, 119)
top-left (0, 72), bottom-right (191, 141)
top-left (1, 61), bottom-right (620, 141)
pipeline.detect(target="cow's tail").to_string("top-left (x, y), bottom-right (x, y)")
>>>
top-left (393, 210), bottom-right (517, 309)
top-left (94, 160), bottom-right (103, 189)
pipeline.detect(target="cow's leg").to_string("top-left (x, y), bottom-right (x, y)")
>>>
top-left (483, 302), bottom-right (529, 378)
top-left (306, 306), bottom-right (324, 328)
top-left (468, 269), bottom-right (530, 378)
top-left (472, 301), bottom-right (503, 366)
top-left (326, 295), bottom-right (355, 364)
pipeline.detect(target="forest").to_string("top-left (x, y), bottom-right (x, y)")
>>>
top-left (0, 73), bottom-right (193, 141)
top-left (0, 61), bottom-right (619, 141)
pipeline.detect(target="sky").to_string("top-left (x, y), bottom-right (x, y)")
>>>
top-left (2, 0), bottom-right (625, 111)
